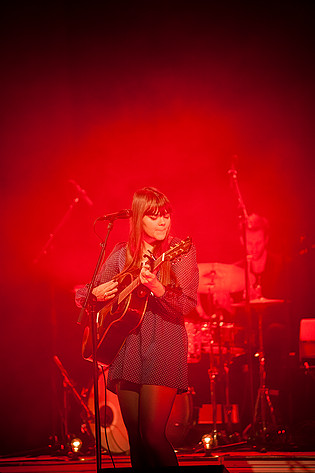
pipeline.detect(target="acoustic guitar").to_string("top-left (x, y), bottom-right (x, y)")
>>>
top-left (82, 237), bottom-right (192, 367)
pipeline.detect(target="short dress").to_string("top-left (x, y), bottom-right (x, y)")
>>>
top-left (76, 237), bottom-right (199, 394)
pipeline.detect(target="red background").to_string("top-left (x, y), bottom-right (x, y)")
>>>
top-left (1, 2), bottom-right (314, 453)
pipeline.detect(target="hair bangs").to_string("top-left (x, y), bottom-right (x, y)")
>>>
top-left (144, 201), bottom-right (172, 217)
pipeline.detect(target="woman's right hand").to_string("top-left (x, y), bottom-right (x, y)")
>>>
top-left (92, 280), bottom-right (118, 301)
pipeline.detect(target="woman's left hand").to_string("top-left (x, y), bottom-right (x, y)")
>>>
top-left (140, 266), bottom-right (165, 297)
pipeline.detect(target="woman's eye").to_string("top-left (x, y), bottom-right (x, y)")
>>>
top-left (148, 213), bottom-right (170, 220)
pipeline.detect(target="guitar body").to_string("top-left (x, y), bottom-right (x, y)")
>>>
top-left (82, 272), bottom-right (150, 367)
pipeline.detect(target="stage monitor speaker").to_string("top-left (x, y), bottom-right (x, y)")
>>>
top-left (299, 318), bottom-right (315, 365)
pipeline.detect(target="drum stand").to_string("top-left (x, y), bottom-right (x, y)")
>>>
top-left (223, 358), bottom-right (234, 434)
top-left (205, 287), bottom-right (221, 448)
top-left (202, 310), bottom-right (246, 456)
top-left (208, 335), bottom-right (219, 447)
top-left (201, 282), bottom-right (243, 452)
top-left (252, 309), bottom-right (277, 441)
top-left (206, 313), bottom-right (233, 447)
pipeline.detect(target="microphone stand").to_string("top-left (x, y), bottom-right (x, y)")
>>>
top-left (77, 220), bottom-right (114, 473)
top-left (33, 197), bottom-right (80, 265)
top-left (228, 167), bottom-right (255, 437)
top-left (33, 180), bottom-right (93, 265)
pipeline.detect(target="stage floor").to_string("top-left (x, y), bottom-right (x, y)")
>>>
top-left (1, 449), bottom-right (315, 472)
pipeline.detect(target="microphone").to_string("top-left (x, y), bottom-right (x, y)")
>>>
top-left (69, 179), bottom-right (93, 206)
top-left (98, 209), bottom-right (132, 221)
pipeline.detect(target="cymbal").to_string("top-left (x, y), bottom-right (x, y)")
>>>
top-left (198, 262), bottom-right (253, 294)
top-left (232, 297), bottom-right (284, 308)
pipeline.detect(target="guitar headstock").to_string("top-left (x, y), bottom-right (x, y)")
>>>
top-left (146, 237), bottom-right (192, 272)
top-left (164, 236), bottom-right (192, 263)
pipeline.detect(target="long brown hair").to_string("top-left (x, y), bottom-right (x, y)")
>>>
top-left (125, 187), bottom-right (173, 285)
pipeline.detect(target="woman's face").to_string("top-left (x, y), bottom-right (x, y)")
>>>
top-left (142, 212), bottom-right (171, 244)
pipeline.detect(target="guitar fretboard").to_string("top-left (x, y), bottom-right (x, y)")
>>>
top-left (118, 276), bottom-right (140, 304)
top-left (117, 252), bottom-right (165, 304)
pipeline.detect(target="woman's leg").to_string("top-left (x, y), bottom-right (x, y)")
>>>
top-left (116, 382), bottom-right (149, 469)
top-left (139, 384), bottom-right (178, 467)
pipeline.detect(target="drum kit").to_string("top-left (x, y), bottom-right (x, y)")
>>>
top-left (184, 262), bottom-right (285, 447)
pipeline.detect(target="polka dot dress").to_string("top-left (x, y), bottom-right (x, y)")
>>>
top-left (77, 237), bottom-right (199, 394)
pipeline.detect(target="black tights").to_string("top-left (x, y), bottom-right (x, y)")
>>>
top-left (117, 382), bottom-right (178, 469)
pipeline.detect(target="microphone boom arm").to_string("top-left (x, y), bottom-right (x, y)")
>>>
top-left (228, 169), bottom-right (249, 222)
top-left (33, 196), bottom-right (80, 265)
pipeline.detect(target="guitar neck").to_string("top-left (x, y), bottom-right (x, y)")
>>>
top-left (118, 276), bottom-right (140, 304)
top-left (117, 253), bottom-right (165, 304)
